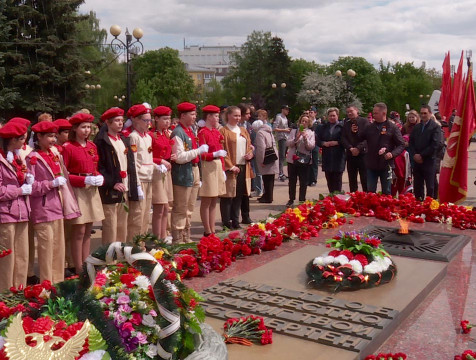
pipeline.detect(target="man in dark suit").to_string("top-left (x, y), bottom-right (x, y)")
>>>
top-left (409, 105), bottom-right (442, 200)
top-left (341, 105), bottom-right (368, 192)
top-left (360, 103), bottom-right (405, 195)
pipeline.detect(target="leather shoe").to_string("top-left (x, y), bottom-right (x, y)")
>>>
top-left (258, 197), bottom-right (272, 203)
top-left (231, 222), bottom-right (242, 229)
top-left (286, 200), bottom-right (294, 208)
top-left (241, 217), bottom-right (252, 224)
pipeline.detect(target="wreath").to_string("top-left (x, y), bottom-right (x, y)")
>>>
top-left (306, 231), bottom-right (397, 292)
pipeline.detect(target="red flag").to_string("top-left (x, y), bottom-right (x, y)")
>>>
top-left (439, 52), bottom-right (452, 120)
top-left (452, 51), bottom-right (464, 112)
top-left (439, 62), bottom-right (476, 204)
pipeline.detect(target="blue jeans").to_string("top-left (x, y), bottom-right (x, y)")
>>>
top-left (367, 167), bottom-right (392, 195)
top-left (251, 158), bottom-right (263, 193)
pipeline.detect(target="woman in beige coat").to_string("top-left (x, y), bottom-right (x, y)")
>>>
top-left (219, 106), bottom-right (254, 229)
top-left (254, 121), bottom-right (278, 203)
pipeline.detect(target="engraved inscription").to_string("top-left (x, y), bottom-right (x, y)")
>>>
top-left (202, 280), bottom-right (399, 353)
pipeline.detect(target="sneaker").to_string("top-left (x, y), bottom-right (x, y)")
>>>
top-left (163, 236), bottom-right (173, 245)
top-left (286, 200), bottom-right (294, 208)
top-left (279, 175), bottom-right (286, 182)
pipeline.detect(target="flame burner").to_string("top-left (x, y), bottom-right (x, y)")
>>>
top-left (360, 225), bottom-right (471, 262)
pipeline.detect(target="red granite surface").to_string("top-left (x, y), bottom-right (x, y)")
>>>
top-left (185, 217), bottom-right (476, 359)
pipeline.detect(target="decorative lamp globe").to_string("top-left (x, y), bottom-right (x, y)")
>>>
top-left (347, 69), bottom-right (356, 77)
top-left (335, 70), bottom-right (342, 77)
top-left (110, 25), bottom-right (121, 37)
top-left (271, 83), bottom-right (277, 89)
top-left (133, 28), bottom-right (144, 40)
top-left (281, 83), bottom-right (286, 88)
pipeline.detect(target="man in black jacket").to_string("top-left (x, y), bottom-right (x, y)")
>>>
top-left (94, 107), bottom-right (139, 244)
top-left (341, 105), bottom-right (368, 192)
top-left (360, 103), bottom-right (405, 195)
top-left (409, 105), bottom-right (442, 200)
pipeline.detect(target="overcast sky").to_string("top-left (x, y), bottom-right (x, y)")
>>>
top-left (80, 0), bottom-right (476, 71)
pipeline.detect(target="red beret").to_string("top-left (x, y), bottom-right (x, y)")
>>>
top-left (177, 102), bottom-right (196, 113)
top-left (69, 113), bottom-right (94, 125)
top-left (0, 122), bottom-right (27, 139)
top-left (153, 106), bottom-right (172, 117)
top-left (127, 104), bottom-right (151, 118)
top-left (9, 117), bottom-right (31, 127)
top-left (101, 107), bottom-right (125, 122)
top-left (202, 105), bottom-right (220, 113)
top-left (31, 121), bottom-right (59, 134)
top-left (53, 119), bottom-right (72, 130)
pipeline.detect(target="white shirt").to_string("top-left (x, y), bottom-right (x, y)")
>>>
top-left (227, 124), bottom-right (246, 165)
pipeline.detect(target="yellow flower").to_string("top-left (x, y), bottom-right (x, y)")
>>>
top-left (293, 208), bottom-right (305, 222)
top-left (336, 212), bottom-right (344, 218)
top-left (430, 199), bottom-right (439, 210)
top-left (257, 223), bottom-right (266, 231)
top-left (154, 250), bottom-right (164, 260)
top-left (95, 291), bottom-right (104, 299)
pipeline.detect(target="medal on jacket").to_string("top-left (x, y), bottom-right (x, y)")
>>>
top-left (381, 126), bottom-right (387, 135)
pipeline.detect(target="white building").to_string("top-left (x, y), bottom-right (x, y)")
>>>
top-left (179, 45), bottom-right (241, 87)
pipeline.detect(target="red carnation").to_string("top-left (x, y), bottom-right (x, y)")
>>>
top-left (119, 273), bottom-right (136, 288)
top-left (461, 320), bottom-right (473, 334)
top-left (354, 254), bottom-right (369, 267)
top-left (340, 250), bottom-right (354, 260)
top-left (328, 250), bottom-right (341, 257)
top-left (120, 171), bottom-right (127, 178)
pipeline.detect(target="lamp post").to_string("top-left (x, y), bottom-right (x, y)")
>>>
top-left (419, 94), bottom-right (430, 105)
top-left (336, 69), bottom-right (356, 106)
top-left (114, 95), bottom-right (126, 104)
top-left (85, 84), bottom-right (101, 112)
top-left (109, 25), bottom-right (144, 110)
top-left (271, 82), bottom-right (286, 112)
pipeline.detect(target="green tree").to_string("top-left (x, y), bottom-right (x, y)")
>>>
top-left (327, 56), bottom-right (384, 113)
top-left (203, 78), bottom-right (226, 107)
top-left (222, 31), bottom-right (293, 114)
top-left (378, 61), bottom-right (435, 115)
top-left (289, 59), bottom-right (326, 115)
top-left (131, 48), bottom-right (195, 110)
top-left (0, 0), bottom-right (94, 119)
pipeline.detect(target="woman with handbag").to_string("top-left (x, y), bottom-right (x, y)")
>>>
top-left (315, 107), bottom-right (345, 193)
top-left (285, 115), bottom-right (315, 207)
top-left (255, 119), bottom-right (278, 203)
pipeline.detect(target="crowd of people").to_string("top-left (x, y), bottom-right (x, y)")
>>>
top-left (0, 100), bottom-right (447, 291)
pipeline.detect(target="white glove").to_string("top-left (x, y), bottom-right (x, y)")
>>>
top-left (6, 151), bottom-right (14, 163)
top-left (223, 171), bottom-right (227, 182)
top-left (199, 181), bottom-right (202, 188)
top-left (198, 144), bottom-right (209, 154)
top-left (137, 185), bottom-right (144, 200)
top-left (84, 176), bottom-right (95, 186)
top-left (52, 176), bottom-right (67, 188)
top-left (156, 164), bottom-right (167, 173)
top-left (93, 175), bottom-right (104, 186)
top-left (20, 183), bottom-right (32, 195)
top-left (213, 150), bottom-right (227, 158)
top-left (25, 173), bottom-right (35, 185)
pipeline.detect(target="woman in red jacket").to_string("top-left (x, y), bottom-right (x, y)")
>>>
top-left (62, 113), bottom-right (105, 274)
top-left (150, 106), bottom-right (176, 240)
top-left (198, 105), bottom-right (227, 236)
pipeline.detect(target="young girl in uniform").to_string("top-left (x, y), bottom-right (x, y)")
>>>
top-left (26, 122), bottom-right (80, 283)
top-left (199, 105), bottom-right (227, 235)
top-left (0, 121), bottom-right (31, 290)
top-left (150, 106), bottom-right (176, 239)
top-left (62, 113), bottom-right (105, 274)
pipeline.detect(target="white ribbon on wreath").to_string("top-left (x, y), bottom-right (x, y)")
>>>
top-left (85, 242), bottom-right (180, 360)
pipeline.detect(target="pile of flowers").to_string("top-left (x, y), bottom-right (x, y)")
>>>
top-left (455, 350), bottom-right (476, 360)
top-left (0, 245), bottom-right (11, 259)
top-left (306, 231), bottom-right (397, 291)
top-left (222, 315), bottom-right (272, 346)
top-left (130, 193), bottom-right (476, 281)
top-left (364, 353), bottom-right (407, 360)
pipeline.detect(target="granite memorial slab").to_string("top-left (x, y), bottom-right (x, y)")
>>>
top-left (203, 245), bottom-right (448, 360)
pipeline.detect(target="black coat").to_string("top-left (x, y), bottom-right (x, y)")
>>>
top-left (341, 116), bottom-right (368, 157)
top-left (315, 121), bottom-right (346, 172)
top-left (408, 119), bottom-right (442, 161)
top-left (94, 126), bottom-right (139, 204)
top-left (360, 120), bottom-right (405, 171)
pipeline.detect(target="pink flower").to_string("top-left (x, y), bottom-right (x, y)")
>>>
top-left (117, 295), bottom-right (130, 304)
top-left (136, 331), bottom-right (148, 344)
top-left (149, 310), bottom-right (157, 317)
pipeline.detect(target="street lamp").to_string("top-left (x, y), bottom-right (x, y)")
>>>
top-left (336, 69), bottom-right (357, 105)
top-left (114, 95), bottom-right (126, 103)
top-left (109, 25), bottom-right (145, 110)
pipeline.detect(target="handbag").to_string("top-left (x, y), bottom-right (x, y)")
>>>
top-left (295, 151), bottom-right (311, 164)
top-left (263, 133), bottom-right (278, 165)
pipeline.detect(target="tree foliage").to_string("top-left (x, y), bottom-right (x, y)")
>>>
top-left (131, 48), bottom-right (195, 110)
top-left (0, 0), bottom-right (95, 119)
top-left (327, 56), bottom-right (384, 113)
top-left (378, 61), bottom-right (435, 115)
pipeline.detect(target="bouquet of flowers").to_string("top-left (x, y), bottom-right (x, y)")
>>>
top-left (223, 315), bottom-right (272, 346)
top-left (364, 353), bottom-right (407, 360)
top-left (306, 231), bottom-right (397, 292)
top-left (455, 350), bottom-right (476, 360)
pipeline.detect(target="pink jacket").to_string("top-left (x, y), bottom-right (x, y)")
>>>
top-left (26, 151), bottom-right (81, 224)
top-left (0, 156), bottom-right (29, 223)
